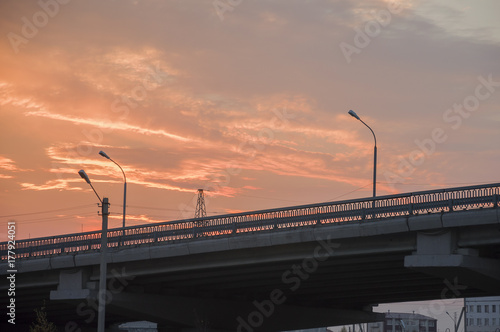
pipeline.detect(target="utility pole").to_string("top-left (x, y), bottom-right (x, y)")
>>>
top-left (194, 189), bottom-right (207, 238)
top-left (195, 189), bottom-right (207, 218)
top-left (98, 197), bottom-right (109, 332)
top-left (447, 309), bottom-right (465, 332)
top-left (78, 170), bottom-right (109, 332)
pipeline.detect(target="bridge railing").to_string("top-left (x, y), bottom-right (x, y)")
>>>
top-left (1, 183), bottom-right (499, 260)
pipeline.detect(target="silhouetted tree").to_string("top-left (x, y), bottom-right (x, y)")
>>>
top-left (30, 303), bottom-right (57, 332)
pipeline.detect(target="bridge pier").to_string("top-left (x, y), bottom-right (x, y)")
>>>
top-left (405, 224), bottom-right (500, 293)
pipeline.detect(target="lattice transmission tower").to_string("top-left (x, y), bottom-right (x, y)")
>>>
top-left (194, 189), bottom-right (207, 218)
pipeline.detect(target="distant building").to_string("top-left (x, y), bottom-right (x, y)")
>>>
top-left (367, 312), bottom-right (437, 332)
top-left (118, 321), bottom-right (157, 332)
top-left (465, 296), bottom-right (500, 332)
top-left (285, 329), bottom-right (328, 332)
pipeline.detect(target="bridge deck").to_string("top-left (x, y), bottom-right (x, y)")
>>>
top-left (1, 183), bottom-right (499, 260)
top-left (1, 183), bottom-right (500, 331)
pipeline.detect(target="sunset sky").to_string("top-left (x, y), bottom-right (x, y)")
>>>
top-left (1, 0), bottom-right (499, 242)
top-left (1, 0), bottom-right (499, 328)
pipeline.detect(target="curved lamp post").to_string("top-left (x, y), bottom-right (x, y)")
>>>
top-left (78, 170), bottom-right (108, 332)
top-left (99, 151), bottom-right (127, 229)
top-left (446, 310), bottom-right (465, 332)
top-left (348, 110), bottom-right (377, 198)
top-left (446, 311), bottom-right (457, 332)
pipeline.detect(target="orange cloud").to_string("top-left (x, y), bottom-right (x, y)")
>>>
top-left (0, 156), bottom-right (18, 171)
top-left (20, 179), bottom-right (83, 191)
top-left (25, 110), bottom-right (193, 142)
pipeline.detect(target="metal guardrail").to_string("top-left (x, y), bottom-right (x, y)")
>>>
top-left (1, 183), bottom-right (499, 260)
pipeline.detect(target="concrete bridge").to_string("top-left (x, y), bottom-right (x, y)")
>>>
top-left (1, 183), bottom-right (500, 331)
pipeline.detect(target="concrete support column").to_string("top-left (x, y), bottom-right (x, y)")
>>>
top-left (405, 230), bottom-right (500, 292)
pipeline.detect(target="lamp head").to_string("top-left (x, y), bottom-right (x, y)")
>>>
top-left (98, 150), bottom-right (110, 159)
top-left (348, 110), bottom-right (360, 120)
top-left (78, 170), bottom-right (91, 184)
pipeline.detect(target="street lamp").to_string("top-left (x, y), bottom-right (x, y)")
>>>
top-left (446, 311), bottom-right (456, 332)
top-left (446, 309), bottom-right (465, 332)
top-left (348, 110), bottom-right (377, 198)
top-left (99, 151), bottom-right (127, 229)
top-left (78, 169), bottom-right (109, 332)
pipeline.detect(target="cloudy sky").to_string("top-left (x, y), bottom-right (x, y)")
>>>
top-left (1, 0), bottom-right (499, 241)
top-left (1, 0), bottom-right (498, 328)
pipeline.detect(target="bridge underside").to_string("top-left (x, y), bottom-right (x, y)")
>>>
top-left (4, 210), bottom-right (500, 331)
